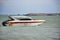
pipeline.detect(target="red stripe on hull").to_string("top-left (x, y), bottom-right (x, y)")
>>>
top-left (7, 21), bottom-right (43, 24)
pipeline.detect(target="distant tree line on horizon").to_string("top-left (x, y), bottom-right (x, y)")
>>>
top-left (24, 13), bottom-right (60, 16)
top-left (0, 13), bottom-right (60, 16)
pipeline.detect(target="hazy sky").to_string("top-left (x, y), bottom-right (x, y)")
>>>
top-left (0, 0), bottom-right (60, 15)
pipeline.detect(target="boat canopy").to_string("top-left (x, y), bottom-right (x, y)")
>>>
top-left (8, 16), bottom-right (32, 20)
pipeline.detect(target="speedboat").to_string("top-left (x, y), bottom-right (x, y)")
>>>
top-left (2, 16), bottom-right (46, 26)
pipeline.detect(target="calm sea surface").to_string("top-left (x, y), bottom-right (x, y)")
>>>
top-left (0, 15), bottom-right (60, 40)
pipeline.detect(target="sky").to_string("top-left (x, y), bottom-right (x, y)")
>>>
top-left (0, 0), bottom-right (60, 15)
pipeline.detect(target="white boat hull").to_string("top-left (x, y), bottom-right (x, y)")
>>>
top-left (7, 23), bottom-right (43, 26)
top-left (6, 20), bottom-right (46, 26)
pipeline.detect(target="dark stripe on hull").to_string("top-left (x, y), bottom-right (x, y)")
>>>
top-left (7, 21), bottom-right (43, 24)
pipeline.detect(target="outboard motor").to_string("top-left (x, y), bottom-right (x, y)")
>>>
top-left (2, 20), bottom-right (9, 26)
top-left (2, 16), bottom-right (14, 26)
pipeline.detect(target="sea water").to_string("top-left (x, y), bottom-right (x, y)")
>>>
top-left (0, 15), bottom-right (60, 40)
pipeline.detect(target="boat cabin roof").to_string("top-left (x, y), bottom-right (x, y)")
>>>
top-left (8, 16), bottom-right (32, 20)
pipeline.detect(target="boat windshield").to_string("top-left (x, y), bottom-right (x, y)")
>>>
top-left (16, 18), bottom-right (32, 20)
